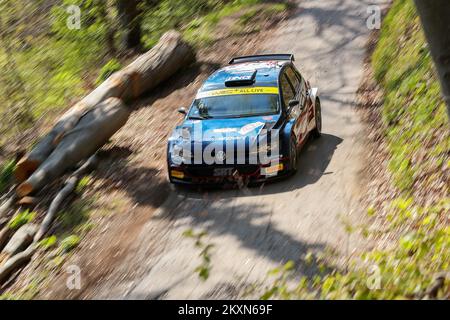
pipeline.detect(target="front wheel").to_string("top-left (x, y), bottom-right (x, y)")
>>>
top-left (312, 98), bottom-right (322, 138)
top-left (289, 137), bottom-right (298, 175)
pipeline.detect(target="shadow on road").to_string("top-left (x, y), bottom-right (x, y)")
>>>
top-left (149, 133), bottom-right (343, 286)
top-left (261, 133), bottom-right (343, 196)
top-left (95, 145), bottom-right (170, 208)
top-left (176, 133), bottom-right (343, 198)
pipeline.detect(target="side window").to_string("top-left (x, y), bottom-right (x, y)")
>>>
top-left (293, 69), bottom-right (307, 106)
top-left (285, 67), bottom-right (300, 96)
top-left (280, 73), bottom-right (295, 107)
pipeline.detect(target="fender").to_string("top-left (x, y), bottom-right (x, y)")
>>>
top-left (306, 87), bottom-right (319, 132)
top-left (308, 87), bottom-right (319, 107)
top-left (281, 119), bottom-right (296, 155)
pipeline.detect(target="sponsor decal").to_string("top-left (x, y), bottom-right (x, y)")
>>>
top-left (238, 122), bottom-right (265, 135)
top-left (196, 87), bottom-right (279, 99)
top-left (213, 128), bottom-right (238, 133)
top-left (170, 121), bottom-right (281, 171)
top-left (225, 75), bottom-right (253, 82)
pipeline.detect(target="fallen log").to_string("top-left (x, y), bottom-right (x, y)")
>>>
top-left (34, 153), bottom-right (99, 242)
top-left (0, 227), bottom-right (14, 253)
top-left (0, 155), bottom-right (99, 284)
top-left (0, 196), bottom-right (15, 220)
top-left (2, 223), bottom-right (38, 257)
top-left (17, 98), bottom-right (129, 198)
top-left (0, 244), bottom-right (36, 285)
top-left (15, 30), bottom-right (195, 182)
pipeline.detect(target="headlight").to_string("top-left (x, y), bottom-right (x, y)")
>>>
top-left (173, 144), bottom-right (183, 157)
top-left (171, 143), bottom-right (191, 165)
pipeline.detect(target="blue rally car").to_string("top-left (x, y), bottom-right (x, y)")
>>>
top-left (167, 54), bottom-right (321, 185)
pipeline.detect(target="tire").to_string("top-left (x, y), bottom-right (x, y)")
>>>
top-left (312, 98), bottom-right (322, 138)
top-left (289, 137), bottom-right (298, 175)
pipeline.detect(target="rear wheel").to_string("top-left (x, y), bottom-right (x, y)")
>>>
top-left (312, 98), bottom-right (322, 138)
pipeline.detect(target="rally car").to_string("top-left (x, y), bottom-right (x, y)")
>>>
top-left (167, 54), bottom-right (321, 185)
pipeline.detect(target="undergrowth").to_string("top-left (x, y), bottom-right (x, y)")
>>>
top-left (258, 0), bottom-right (449, 300)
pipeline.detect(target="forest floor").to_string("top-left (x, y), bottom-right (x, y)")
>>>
top-left (34, 0), bottom-right (384, 299)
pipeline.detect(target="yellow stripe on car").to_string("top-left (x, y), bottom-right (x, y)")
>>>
top-left (196, 87), bottom-right (279, 99)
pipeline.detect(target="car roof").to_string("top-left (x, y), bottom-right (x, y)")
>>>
top-left (198, 60), bottom-right (290, 92)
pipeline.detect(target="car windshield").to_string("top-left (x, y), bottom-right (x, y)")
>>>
top-left (188, 94), bottom-right (279, 119)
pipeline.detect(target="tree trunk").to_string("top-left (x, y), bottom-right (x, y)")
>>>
top-left (15, 30), bottom-right (195, 184)
top-left (116, 0), bottom-right (142, 50)
top-left (97, 1), bottom-right (118, 55)
top-left (414, 0), bottom-right (450, 117)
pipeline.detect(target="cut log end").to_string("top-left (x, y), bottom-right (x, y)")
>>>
top-left (0, 253), bottom-right (9, 266)
top-left (14, 159), bottom-right (41, 183)
top-left (16, 182), bottom-right (33, 198)
top-left (16, 196), bottom-right (38, 206)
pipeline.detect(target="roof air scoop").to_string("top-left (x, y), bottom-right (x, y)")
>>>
top-left (224, 70), bottom-right (257, 87)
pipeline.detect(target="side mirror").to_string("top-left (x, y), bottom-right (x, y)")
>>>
top-left (288, 99), bottom-right (299, 108)
top-left (178, 107), bottom-right (187, 115)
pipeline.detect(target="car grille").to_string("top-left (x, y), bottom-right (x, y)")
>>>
top-left (184, 164), bottom-right (259, 177)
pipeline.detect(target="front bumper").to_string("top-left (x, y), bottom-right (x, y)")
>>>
top-left (168, 160), bottom-right (290, 186)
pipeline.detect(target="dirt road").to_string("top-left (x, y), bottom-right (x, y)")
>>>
top-left (93, 0), bottom-right (384, 299)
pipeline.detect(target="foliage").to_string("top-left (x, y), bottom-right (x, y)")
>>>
top-left (259, 199), bottom-right (449, 299)
top-left (144, 0), bottom-right (264, 48)
top-left (59, 234), bottom-right (80, 253)
top-left (372, 0), bottom-right (449, 193)
top-left (183, 228), bottom-right (214, 281)
top-left (0, 159), bottom-right (16, 193)
top-left (8, 209), bottom-right (36, 230)
top-left (38, 235), bottom-right (58, 251)
top-left (57, 198), bottom-right (92, 233)
top-left (96, 59), bottom-right (122, 85)
top-left (76, 175), bottom-right (92, 193)
top-left (238, 3), bottom-right (287, 27)
top-left (256, 0), bottom-right (450, 300)
top-left (0, 0), bottom-right (111, 145)
top-left (0, 0), bottom-right (282, 148)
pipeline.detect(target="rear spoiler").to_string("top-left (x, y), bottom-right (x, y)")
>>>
top-left (229, 54), bottom-right (295, 65)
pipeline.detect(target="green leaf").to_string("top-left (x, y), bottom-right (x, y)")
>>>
top-left (60, 235), bottom-right (80, 253)
top-left (38, 235), bottom-right (57, 250)
top-left (283, 260), bottom-right (295, 271)
top-left (8, 210), bottom-right (36, 230)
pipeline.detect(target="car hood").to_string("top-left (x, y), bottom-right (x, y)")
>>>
top-left (170, 115), bottom-right (280, 143)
